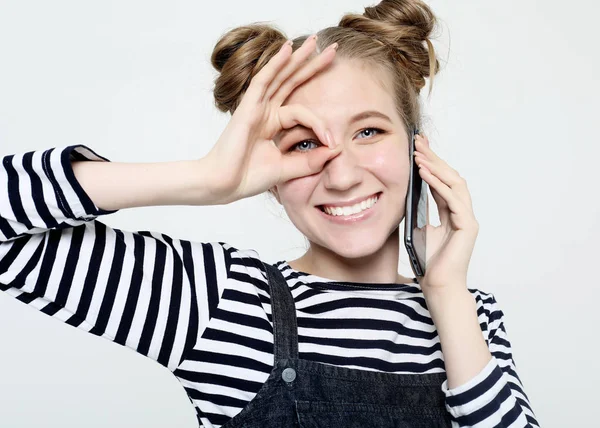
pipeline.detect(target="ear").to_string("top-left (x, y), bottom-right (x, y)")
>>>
top-left (269, 186), bottom-right (281, 204)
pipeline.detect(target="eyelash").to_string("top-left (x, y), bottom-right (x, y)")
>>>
top-left (289, 127), bottom-right (386, 152)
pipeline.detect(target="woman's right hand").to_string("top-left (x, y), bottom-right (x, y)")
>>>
top-left (205, 35), bottom-right (343, 205)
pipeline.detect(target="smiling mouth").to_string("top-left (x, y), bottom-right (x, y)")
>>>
top-left (317, 192), bottom-right (382, 216)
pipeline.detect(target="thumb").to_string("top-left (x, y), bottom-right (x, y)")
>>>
top-left (279, 145), bottom-right (341, 182)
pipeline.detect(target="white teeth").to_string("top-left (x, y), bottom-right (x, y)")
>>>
top-left (322, 194), bottom-right (379, 217)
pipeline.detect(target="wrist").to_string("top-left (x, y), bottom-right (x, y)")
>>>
top-left (423, 285), bottom-right (471, 305)
top-left (187, 157), bottom-right (233, 206)
top-left (424, 287), bottom-right (475, 330)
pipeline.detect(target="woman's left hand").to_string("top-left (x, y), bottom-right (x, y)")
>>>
top-left (412, 134), bottom-right (479, 295)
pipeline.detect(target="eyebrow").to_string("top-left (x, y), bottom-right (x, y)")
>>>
top-left (276, 110), bottom-right (393, 142)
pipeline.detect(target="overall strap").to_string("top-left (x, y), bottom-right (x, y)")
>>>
top-left (261, 262), bottom-right (299, 360)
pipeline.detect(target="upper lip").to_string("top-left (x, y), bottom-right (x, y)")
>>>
top-left (318, 192), bottom-right (381, 208)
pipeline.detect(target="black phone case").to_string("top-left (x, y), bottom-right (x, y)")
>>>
top-left (403, 126), bottom-right (428, 280)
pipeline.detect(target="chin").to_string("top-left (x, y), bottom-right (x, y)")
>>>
top-left (322, 233), bottom-right (386, 260)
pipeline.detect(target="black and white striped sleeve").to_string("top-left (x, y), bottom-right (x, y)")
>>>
top-left (0, 145), bottom-right (230, 372)
top-left (441, 292), bottom-right (540, 427)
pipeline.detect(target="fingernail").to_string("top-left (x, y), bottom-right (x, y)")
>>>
top-left (280, 40), bottom-right (293, 51)
top-left (326, 130), bottom-right (335, 148)
top-left (326, 42), bottom-right (338, 51)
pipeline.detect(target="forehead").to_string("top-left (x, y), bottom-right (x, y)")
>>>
top-left (283, 59), bottom-right (397, 122)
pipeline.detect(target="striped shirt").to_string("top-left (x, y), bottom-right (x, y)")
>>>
top-left (0, 144), bottom-right (539, 427)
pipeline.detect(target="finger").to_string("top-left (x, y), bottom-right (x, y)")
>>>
top-left (414, 134), bottom-right (436, 159)
top-left (278, 103), bottom-right (335, 149)
top-left (417, 163), bottom-right (452, 224)
top-left (416, 135), bottom-right (458, 177)
top-left (242, 39), bottom-right (294, 105)
top-left (417, 160), bottom-right (466, 221)
top-left (427, 176), bottom-right (451, 226)
top-left (264, 35), bottom-right (320, 100)
top-left (421, 162), bottom-right (477, 232)
top-left (415, 135), bottom-right (473, 207)
top-left (414, 155), bottom-right (457, 190)
top-left (271, 42), bottom-right (338, 107)
top-left (415, 135), bottom-right (444, 164)
top-left (415, 137), bottom-right (464, 192)
top-left (279, 145), bottom-right (340, 182)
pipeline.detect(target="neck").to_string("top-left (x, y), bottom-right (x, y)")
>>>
top-left (290, 226), bottom-right (413, 284)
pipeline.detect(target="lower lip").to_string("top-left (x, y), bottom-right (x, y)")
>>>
top-left (316, 192), bottom-right (382, 224)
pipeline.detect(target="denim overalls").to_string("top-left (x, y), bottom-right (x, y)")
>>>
top-left (222, 262), bottom-right (452, 427)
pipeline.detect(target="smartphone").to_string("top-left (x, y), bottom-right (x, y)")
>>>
top-left (403, 125), bottom-right (429, 280)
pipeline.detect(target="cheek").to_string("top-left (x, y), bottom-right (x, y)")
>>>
top-left (277, 175), bottom-right (320, 206)
top-left (370, 146), bottom-right (409, 185)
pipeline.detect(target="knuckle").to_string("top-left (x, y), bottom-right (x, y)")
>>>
top-left (251, 74), bottom-right (268, 88)
top-left (283, 78), bottom-right (297, 91)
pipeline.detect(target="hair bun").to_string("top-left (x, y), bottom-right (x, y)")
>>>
top-left (339, 0), bottom-right (440, 92)
top-left (211, 24), bottom-right (287, 113)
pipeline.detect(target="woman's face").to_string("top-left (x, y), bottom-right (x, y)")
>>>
top-left (272, 58), bottom-right (411, 259)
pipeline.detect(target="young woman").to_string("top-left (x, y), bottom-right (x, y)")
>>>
top-left (0, 0), bottom-right (539, 426)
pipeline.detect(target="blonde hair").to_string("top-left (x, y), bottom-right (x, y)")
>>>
top-left (210, 0), bottom-right (441, 135)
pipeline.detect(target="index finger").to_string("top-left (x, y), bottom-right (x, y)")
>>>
top-left (242, 39), bottom-right (295, 105)
top-left (263, 35), bottom-right (327, 101)
top-left (271, 41), bottom-right (338, 107)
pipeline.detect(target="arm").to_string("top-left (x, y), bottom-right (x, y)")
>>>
top-left (1, 144), bottom-right (231, 371)
top-left (427, 289), bottom-right (540, 427)
top-left (71, 150), bottom-right (225, 211)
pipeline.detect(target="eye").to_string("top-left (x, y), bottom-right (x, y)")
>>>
top-left (289, 140), bottom-right (321, 153)
top-left (357, 127), bottom-right (385, 139)
top-left (288, 127), bottom-right (386, 153)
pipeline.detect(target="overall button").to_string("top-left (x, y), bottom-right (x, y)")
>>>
top-left (282, 367), bottom-right (296, 383)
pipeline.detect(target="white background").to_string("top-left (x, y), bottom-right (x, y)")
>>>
top-left (1, 0), bottom-right (598, 426)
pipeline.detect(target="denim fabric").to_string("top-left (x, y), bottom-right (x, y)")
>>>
top-left (223, 262), bottom-right (452, 428)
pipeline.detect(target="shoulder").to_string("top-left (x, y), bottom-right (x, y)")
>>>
top-left (466, 287), bottom-right (504, 340)
top-left (467, 287), bottom-right (499, 310)
top-left (212, 242), bottom-right (274, 289)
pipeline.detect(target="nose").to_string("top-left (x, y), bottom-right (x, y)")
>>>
top-left (321, 142), bottom-right (364, 192)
